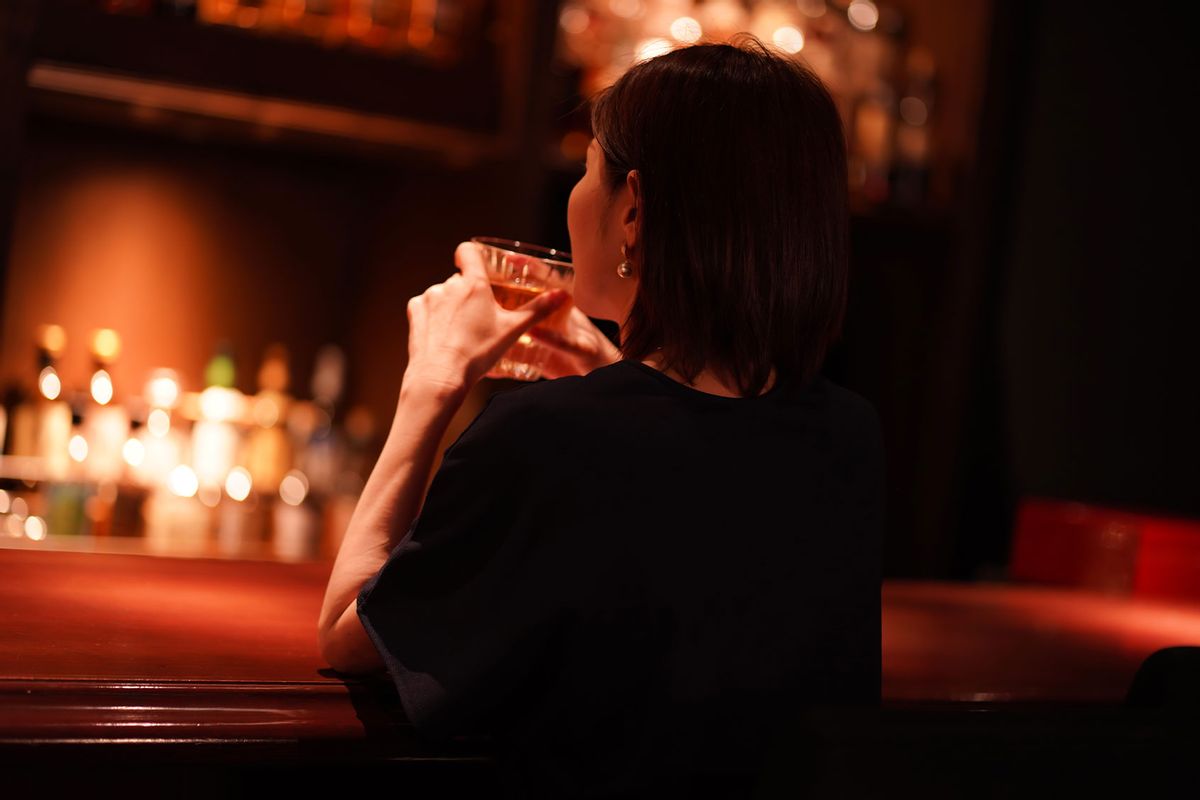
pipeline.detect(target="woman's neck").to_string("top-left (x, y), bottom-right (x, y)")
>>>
top-left (639, 354), bottom-right (777, 399)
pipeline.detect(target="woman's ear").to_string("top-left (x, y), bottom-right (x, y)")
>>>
top-left (623, 170), bottom-right (641, 251)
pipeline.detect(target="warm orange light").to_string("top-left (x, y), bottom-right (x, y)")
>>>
top-left (634, 37), bottom-right (673, 63)
top-left (39, 367), bottom-right (62, 401)
top-left (772, 26), bottom-right (805, 54)
top-left (24, 516), bottom-right (47, 541)
top-left (122, 437), bottom-right (146, 467)
top-left (279, 470), bottom-right (309, 506)
top-left (38, 324), bottom-right (67, 356)
top-left (168, 465), bottom-right (199, 498)
top-left (10, 497), bottom-right (28, 520)
top-left (560, 5), bottom-right (589, 35)
top-left (148, 408), bottom-right (171, 438)
top-left (253, 396), bottom-right (281, 428)
top-left (559, 130), bottom-right (591, 162)
top-left (198, 484), bottom-right (222, 508)
top-left (91, 328), bottom-right (122, 363)
top-left (199, 386), bottom-right (245, 423)
top-left (68, 435), bottom-right (89, 463)
top-left (146, 369), bottom-right (181, 408)
top-left (670, 16), bottom-right (702, 43)
top-left (847, 0), bottom-right (879, 31)
top-left (609, 0), bottom-right (642, 20)
top-left (225, 467), bottom-right (253, 502)
top-left (5, 515), bottom-right (23, 537)
top-left (91, 370), bottom-right (114, 405)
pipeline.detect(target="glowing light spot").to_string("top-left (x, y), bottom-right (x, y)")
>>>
top-left (198, 484), bottom-right (222, 508)
top-left (253, 396), bottom-right (281, 428)
top-left (147, 370), bottom-right (180, 408)
top-left (148, 408), bottom-right (171, 438)
top-left (670, 16), bottom-right (702, 43)
top-left (91, 370), bottom-right (114, 406)
top-left (11, 497), bottom-right (29, 519)
top-left (168, 465), bottom-right (199, 498)
top-left (560, 5), bottom-right (589, 35)
top-left (559, 130), bottom-right (591, 161)
top-left (122, 437), bottom-right (146, 467)
top-left (38, 324), bottom-right (67, 355)
top-left (39, 367), bottom-right (61, 400)
top-left (200, 386), bottom-right (245, 423)
top-left (6, 515), bottom-right (24, 537)
top-left (772, 26), bottom-right (805, 53)
top-left (900, 96), bottom-right (929, 126)
top-left (225, 467), bottom-right (253, 502)
top-left (635, 37), bottom-right (673, 62)
top-left (0, 489), bottom-right (9, 514)
top-left (279, 470), bottom-right (309, 507)
top-left (91, 328), bottom-right (122, 362)
top-left (847, 0), bottom-right (879, 31)
top-left (518, 334), bottom-right (533, 346)
top-left (608, 0), bottom-right (642, 20)
top-left (24, 516), bottom-right (47, 541)
top-left (69, 435), bottom-right (89, 463)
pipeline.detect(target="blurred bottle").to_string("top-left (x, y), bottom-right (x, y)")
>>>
top-left (33, 326), bottom-right (73, 479)
top-left (82, 328), bottom-right (130, 483)
top-left (133, 369), bottom-right (186, 488)
top-left (193, 344), bottom-right (245, 491)
top-left (244, 344), bottom-right (293, 494)
top-left (299, 344), bottom-right (346, 495)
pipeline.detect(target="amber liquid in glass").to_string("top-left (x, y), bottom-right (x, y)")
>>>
top-left (490, 280), bottom-right (543, 310)
top-left (488, 279), bottom-right (569, 380)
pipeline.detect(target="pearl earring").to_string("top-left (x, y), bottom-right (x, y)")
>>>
top-left (617, 244), bottom-right (634, 279)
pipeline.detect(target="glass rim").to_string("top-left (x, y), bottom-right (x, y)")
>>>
top-left (471, 236), bottom-right (573, 269)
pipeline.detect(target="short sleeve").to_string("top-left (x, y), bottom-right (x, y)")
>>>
top-left (356, 389), bottom-right (568, 740)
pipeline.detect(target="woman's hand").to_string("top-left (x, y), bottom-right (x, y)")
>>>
top-left (403, 242), bottom-right (570, 397)
top-left (522, 307), bottom-right (623, 379)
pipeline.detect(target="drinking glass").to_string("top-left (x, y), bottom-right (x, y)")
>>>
top-left (471, 236), bottom-right (574, 381)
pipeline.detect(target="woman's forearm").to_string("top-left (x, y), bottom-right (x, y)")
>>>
top-left (317, 377), bottom-right (467, 672)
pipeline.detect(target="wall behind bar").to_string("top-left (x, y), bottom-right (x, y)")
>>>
top-left (0, 118), bottom-right (538, 455)
top-left (2, 121), bottom-right (356, 399)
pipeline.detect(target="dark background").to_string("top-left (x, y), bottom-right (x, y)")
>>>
top-left (0, 1), bottom-right (1196, 580)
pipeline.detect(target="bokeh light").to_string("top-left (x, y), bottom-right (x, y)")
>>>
top-left (225, 467), bottom-right (253, 502)
top-left (168, 465), bottom-right (199, 498)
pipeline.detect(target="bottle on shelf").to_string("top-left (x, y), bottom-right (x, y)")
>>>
top-left (244, 343), bottom-right (293, 495)
top-left (33, 325), bottom-right (73, 481)
top-left (82, 328), bottom-right (131, 483)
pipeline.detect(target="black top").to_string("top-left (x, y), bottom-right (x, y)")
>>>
top-left (358, 359), bottom-right (885, 798)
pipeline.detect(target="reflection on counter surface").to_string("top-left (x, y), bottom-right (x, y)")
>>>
top-left (0, 323), bottom-right (376, 561)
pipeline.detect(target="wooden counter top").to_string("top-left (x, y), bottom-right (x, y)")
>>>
top-left (3, 548), bottom-right (1200, 756)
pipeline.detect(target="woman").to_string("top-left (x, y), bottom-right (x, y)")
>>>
top-left (319, 38), bottom-right (884, 797)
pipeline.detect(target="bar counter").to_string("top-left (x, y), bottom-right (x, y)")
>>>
top-left (3, 548), bottom-right (1199, 793)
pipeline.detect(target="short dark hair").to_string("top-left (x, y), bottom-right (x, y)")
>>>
top-left (591, 36), bottom-right (848, 395)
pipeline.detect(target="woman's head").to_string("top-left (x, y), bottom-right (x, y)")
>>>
top-left (566, 36), bottom-right (849, 395)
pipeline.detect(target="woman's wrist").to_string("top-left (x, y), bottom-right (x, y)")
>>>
top-left (398, 366), bottom-right (470, 409)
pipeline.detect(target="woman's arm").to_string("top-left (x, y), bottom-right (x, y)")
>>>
top-left (317, 378), bottom-right (466, 674)
top-left (316, 241), bottom-right (569, 674)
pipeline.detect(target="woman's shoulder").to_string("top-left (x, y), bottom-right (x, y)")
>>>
top-left (485, 360), bottom-right (648, 414)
